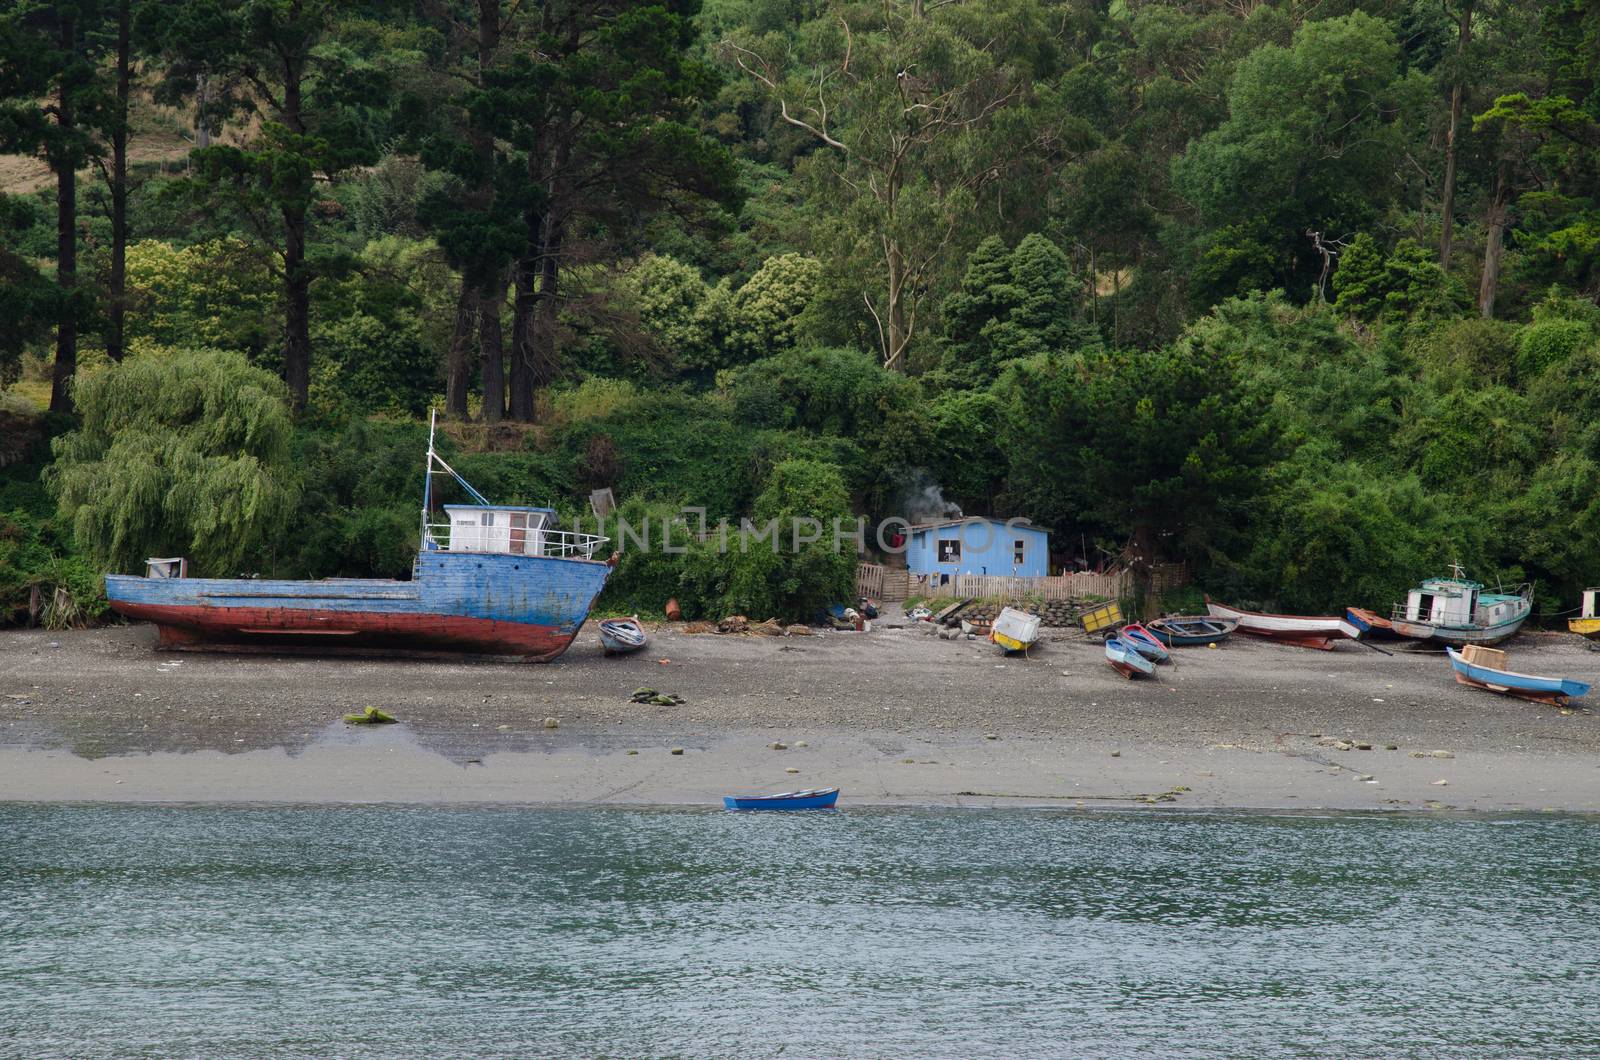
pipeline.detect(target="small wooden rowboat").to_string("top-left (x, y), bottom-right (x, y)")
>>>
top-left (723, 787), bottom-right (840, 811)
top-left (1119, 623), bottom-right (1170, 663)
top-left (1146, 616), bottom-right (1235, 646)
top-left (598, 616), bottom-right (648, 655)
top-left (1345, 607), bottom-right (1403, 638)
top-left (1205, 598), bottom-right (1360, 651)
top-left (1446, 648), bottom-right (1590, 706)
top-left (1105, 635), bottom-right (1155, 679)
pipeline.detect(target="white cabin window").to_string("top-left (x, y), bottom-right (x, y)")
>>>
top-left (481, 512), bottom-right (495, 527)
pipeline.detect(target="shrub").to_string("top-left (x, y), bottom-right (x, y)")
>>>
top-left (49, 349), bottom-right (301, 576)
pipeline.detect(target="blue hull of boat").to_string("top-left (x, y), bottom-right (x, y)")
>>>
top-left (105, 549), bottom-right (613, 661)
top-left (1105, 637), bottom-right (1155, 677)
top-left (723, 789), bottom-right (840, 811)
top-left (1446, 648), bottom-right (1590, 700)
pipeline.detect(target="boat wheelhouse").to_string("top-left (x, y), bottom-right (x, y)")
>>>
top-left (105, 413), bottom-right (615, 661)
top-left (1389, 566), bottom-right (1531, 646)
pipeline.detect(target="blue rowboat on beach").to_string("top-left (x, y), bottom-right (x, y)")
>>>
top-left (1119, 623), bottom-right (1170, 663)
top-left (724, 788), bottom-right (840, 811)
top-left (1445, 647), bottom-right (1590, 705)
top-left (1146, 616), bottom-right (1236, 646)
top-left (1105, 636), bottom-right (1155, 679)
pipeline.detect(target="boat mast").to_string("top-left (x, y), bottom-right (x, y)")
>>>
top-left (421, 408), bottom-right (436, 549)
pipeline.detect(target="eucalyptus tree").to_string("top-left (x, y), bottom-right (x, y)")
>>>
top-left (724, 0), bottom-right (1063, 371)
top-left (1173, 12), bottom-right (1432, 308)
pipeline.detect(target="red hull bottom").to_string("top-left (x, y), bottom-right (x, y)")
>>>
top-left (1108, 660), bottom-right (1145, 679)
top-left (111, 602), bottom-right (582, 663)
top-left (1235, 629), bottom-right (1337, 651)
top-left (1453, 669), bottom-right (1569, 706)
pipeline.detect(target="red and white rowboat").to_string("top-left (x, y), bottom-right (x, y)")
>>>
top-left (1205, 598), bottom-right (1361, 651)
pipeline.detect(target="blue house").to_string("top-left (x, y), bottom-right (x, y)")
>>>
top-left (906, 518), bottom-right (1050, 584)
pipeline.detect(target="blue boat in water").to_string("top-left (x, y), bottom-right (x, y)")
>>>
top-left (105, 413), bottom-right (616, 662)
top-left (1446, 647), bottom-right (1590, 705)
top-left (723, 788), bottom-right (841, 811)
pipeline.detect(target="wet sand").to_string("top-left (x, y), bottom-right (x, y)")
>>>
top-left (4, 617), bottom-right (1600, 811)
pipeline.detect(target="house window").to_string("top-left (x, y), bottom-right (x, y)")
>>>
top-left (938, 539), bottom-right (961, 563)
top-left (1013, 539), bottom-right (1026, 565)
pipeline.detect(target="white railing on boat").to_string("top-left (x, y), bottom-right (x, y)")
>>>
top-left (423, 523), bottom-right (608, 560)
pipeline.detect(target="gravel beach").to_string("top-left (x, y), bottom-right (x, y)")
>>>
top-left (5, 613), bottom-right (1600, 811)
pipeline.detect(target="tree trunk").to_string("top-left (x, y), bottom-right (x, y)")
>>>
top-left (106, 0), bottom-right (131, 363)
top-left (445, 280), bottom-right (477, 418)
top-left (283, 204), bottom-right (311, 407)
top-left (508, 253), bottom-right (538, 422)
top-left (1478, 160), bottom-right (1510, 319)
top-left (1439, 0), bottom-right (1474, 269)
top-left (480, 275), bottom-right (507, 423)
top-left (883, 240), bottom-right (908, 372)
top-left (49, 12), bottom-right (78, 415)
top-left (195, 74), bottom-right (211, 149)
top-left (280, 52), bottom-right (310, 409)
top-left (531, 217), bottom-right (563, 396)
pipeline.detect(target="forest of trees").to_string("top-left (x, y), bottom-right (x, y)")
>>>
top-left (1, 0), bottom-right (1598, 623)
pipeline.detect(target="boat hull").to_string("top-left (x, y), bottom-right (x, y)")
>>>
top-left (1105, 637), bottom-right (1155, 678)
top-left (724, 788), bottom-right (840, 811)
top-left (1120, 624), bottom-right (1170, 662)
top-left (598, 617), bottom-right (648, 655)
top-left (1345, 607), bottom-right (1413, 639)
top-left (1570, 617), bottom-right (1600, 639)
top-left (1400, 615), bottom-right (1529, 646)
top-left (1146, 617), bottom-right (1235, 647)
top-left (1446, 647), bottom-right (1589, 705)
top-left (106, 550), bottom-right (612, 662)
top-left (1205, 599), bottom-right (1359, 650)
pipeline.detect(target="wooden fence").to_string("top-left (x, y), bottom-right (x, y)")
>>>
top-left (856, 563), bottom-right (1187, 603)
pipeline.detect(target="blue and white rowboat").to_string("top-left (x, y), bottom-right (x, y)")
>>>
top-left (724, 788), bottom-right (840, 811)
top-left (1119, 623), bottom-right (1171, 663)
top-left (1105, 636), bottom-right (1155, 679)
top-left (1446, 647), bottom-right (1590, 705)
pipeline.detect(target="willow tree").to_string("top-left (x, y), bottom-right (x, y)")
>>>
top-left (48, 349), bottom-right (301, 574)
top-left (725, 0), bottom-right (1061, 371)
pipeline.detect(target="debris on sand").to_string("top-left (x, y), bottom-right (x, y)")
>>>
top-left (718, 615), bottom-right (750, 634)
top-left (343, 706), bottom-right (397, 725)
top-left (684, 621), bottom-right (717, 634)
top-left (750, 618), bottom-right (786, 636)
top-left (631, 687), bottom-right (685, 706)
top-left (786, 624), bottom-right (814, 636)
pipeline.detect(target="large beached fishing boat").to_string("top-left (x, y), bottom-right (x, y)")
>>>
top-left (1388, 566), bottom-right (1531, 646)
top-left (105, 414), bottom-right (615, 661)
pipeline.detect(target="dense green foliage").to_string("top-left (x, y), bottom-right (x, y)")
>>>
top-left (3, 0), bottom-right (1600, 624)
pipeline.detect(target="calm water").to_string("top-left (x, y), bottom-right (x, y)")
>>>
top-left (3, 805), bottom-right (1598, 1058)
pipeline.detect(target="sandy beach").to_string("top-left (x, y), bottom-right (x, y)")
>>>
top-left (4, 613), bottom-right (1600, 811)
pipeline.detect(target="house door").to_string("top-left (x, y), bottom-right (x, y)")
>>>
top-left (509, 513), bottom-right (528, 554)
